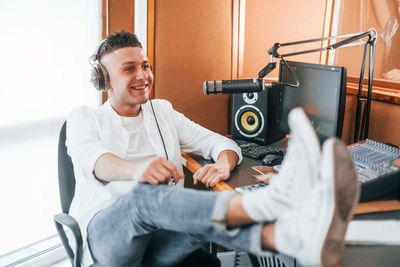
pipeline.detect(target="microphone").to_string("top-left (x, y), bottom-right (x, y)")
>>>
top-left (203, 78), bottom-right (278, 95)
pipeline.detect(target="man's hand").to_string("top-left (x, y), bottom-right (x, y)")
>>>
top-left (383, 68), bottom-right (400, 81)
top-left (140, 157), bottom-right (184, 185)
top-left (193, 163), bottom-right (230, 187)
top-left (193, 150), bottom-right (239, 188)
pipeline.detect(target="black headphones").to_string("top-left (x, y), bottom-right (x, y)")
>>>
top-left (90, 39), bottom-right (109, 91)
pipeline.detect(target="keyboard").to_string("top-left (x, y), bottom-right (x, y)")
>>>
top-left (233, 138), bottom-right (287, 159)
top-left (235, 182), bottom-right (268, 193)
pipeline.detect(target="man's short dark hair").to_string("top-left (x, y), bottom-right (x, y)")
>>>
top-left (99, 30), bottom-right (142, 60)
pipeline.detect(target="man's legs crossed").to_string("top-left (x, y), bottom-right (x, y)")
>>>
top-left (87, 184), bottom-right (263, 266)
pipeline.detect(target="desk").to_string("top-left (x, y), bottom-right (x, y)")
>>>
top-left (181, 152), bottom-right (400, 267)
top-left (181, 152), bottom-right (264, 191)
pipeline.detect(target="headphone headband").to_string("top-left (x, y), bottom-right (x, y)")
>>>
top-left (93, 39), bottom-right (106, 61)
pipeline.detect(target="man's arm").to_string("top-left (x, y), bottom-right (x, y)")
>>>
top-left (94, 153), bottom-right (184, 184)
top-left (154, 100), bottom-right (242, 187)
top-left (193, 149), bottom-right (239, 187)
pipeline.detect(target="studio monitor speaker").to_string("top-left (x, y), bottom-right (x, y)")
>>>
top-left (232, 88), bottom-right (285, 145)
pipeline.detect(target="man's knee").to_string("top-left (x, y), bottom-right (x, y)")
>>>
top-left (128, 183), bottom-right (175, 202)
top-left (126, 183), bottom-right (154, 201)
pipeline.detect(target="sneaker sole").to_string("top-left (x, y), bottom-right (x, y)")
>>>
top-left (319, 138), bottom-right (360, 267)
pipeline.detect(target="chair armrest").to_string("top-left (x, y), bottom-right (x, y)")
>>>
top-left (54, 213), bottom-right (83, 267)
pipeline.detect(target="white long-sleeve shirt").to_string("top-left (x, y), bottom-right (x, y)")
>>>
top-left (66, 99), bottom-right (242, 265)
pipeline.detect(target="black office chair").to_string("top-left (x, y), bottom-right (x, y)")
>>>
top-left (54, 122), bottom-right (220, 267)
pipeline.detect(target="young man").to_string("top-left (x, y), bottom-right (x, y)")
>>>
top-left (66, 30), bottom-right (360, 267)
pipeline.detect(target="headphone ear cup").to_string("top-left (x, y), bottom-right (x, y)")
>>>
top-left (90, 63), bottom-right (109, 91)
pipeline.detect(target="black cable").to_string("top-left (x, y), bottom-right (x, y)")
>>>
top-left (257, 58), bottom-right (299, 88)
top-left (280, 57), bottom-right (300, 88)
top-left (364, 39), bottom-right (375, 139)
top-left (149, 97), bottom-right (176, 185)
top-left (354, 42), bottom-right (369, 142)
top-left (149, 98), bottom-right (169, 161)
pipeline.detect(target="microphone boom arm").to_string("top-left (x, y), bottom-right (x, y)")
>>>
top-left (268, 29), bottom-right (377, 59)
top-left (260, 28), bottom-right (377, 142)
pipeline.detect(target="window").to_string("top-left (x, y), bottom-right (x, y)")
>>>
top-left (0, 0), bottom-right (101, 262)
top-left (332, 0), bottom-right (400, 83)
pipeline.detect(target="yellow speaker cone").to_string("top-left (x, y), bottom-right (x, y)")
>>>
top-left (240, 111), bottom-right (259, 131)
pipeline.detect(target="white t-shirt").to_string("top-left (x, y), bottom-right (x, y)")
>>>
top-left (121, 112), bottom-right (157, 163)
top-left (106, 112), bottom-right (158, 198)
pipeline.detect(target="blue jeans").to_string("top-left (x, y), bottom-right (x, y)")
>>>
top-left (87, 183), bottom-right (263, 267)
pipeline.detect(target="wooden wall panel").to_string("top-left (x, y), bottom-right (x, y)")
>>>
top-left (102, 0), bottom-right (134, 103)
top-left (108, 0), bottom-right (133, 33)
top-left (242, 0), bottom-right (328, 79)
top-left (365, 100), bottom-right (400, 147)
top-left (342, 94), bottom-right (400, 147)
top-left (154, 0), bottom-right (233, 134)
top-left (341, 94), bottom-right (357, 145)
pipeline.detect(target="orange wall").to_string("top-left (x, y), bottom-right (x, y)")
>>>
top-left (242, 0), bottom-right (328, 79)
top-left (154, 0), bottom-right (234, 134)
top-left (106, 0), bottom-right (400, 146)
top-left (154, 0), bottom-right (330, 134)
top-left (108, 0), bottom-right (133, 33)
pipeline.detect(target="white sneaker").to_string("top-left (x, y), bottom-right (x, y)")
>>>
top-left (274, 138), bottom-right (360, 267)
top-left (242, 107), bottom-right (321, 221)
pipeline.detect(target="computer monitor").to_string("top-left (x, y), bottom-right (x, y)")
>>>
top-left (275, 60), bottom-right (347, 144)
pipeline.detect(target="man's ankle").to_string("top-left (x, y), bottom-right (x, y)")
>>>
top-left (226, 194), bottom-right (254, 227)
top-left (261, 223), bottom-right (276, 250)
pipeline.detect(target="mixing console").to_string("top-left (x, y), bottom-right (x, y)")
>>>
top-left (348, 139), bottom-right (400, 202)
